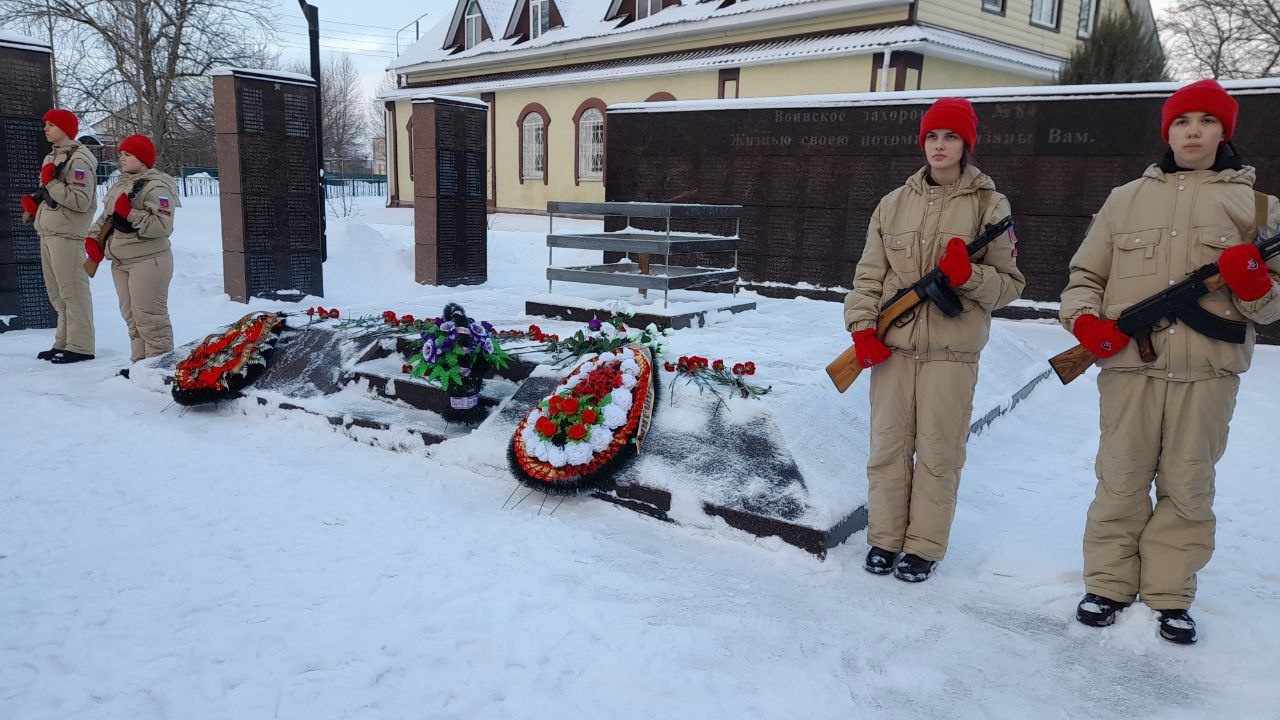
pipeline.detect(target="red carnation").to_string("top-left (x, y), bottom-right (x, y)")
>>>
top-left (382, 310), bottom-right (397, 324)
top-left (402, 364), bottom-right (411, 374)
top-left (548, 395), bottom-right (562, 413)
top-left (732, 363), bottom-right (744, 375)
top-left (535, 416), bottom-right (558, 438)
top-left (581, 409), bottom-right (598, 424)
top-left (327, 309), bottom-right (340, 319)
top-left (567, 423), bottom-right (587, 441)
top-left (316, 306), bottom-right (327, 315)
top-left (560, 396), bottom-right (580, 414)
top-left (664, 361), bottom-right (675, 372)
top-left (306, 307), bottom-right (316, 317)
top-left (744, 361), bottom-right (756, 375)
top-left (712, 359), bottom-right (725, 372)
top-left (401, 314), bottom-right (415, 325)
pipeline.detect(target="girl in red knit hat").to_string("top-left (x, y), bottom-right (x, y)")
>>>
top-left (1060, 79), bottom-right (1280, 644)
top-left (85, 134), bottom-right (182, 368)
top-left (842, 97), bottom-right (1025, 582)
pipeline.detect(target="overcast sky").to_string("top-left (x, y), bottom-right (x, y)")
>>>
top-left (269, 0), bottom-right (444, 97)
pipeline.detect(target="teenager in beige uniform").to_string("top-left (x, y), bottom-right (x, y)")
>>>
top-left (85, 134), bottom-right (180, 365)
top-left (844, 98), bottom-right (1025, 582)
top-left (20, 109), bottom-right (98, 363)
top-left (1061, 80), bottom-right (1280, 645)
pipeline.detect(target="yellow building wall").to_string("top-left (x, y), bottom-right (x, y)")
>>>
top-left (739, 56), bottom-right (878, 97)
top-left (919, 56), bottom-right (1048, 91)
top-left (493, 72), bottom-right (719, 211)
top-left (916, 0), bottom-right (1131, 59)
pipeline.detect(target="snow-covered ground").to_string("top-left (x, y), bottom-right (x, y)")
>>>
top-left (2, 197), bottom-right (1278, 719)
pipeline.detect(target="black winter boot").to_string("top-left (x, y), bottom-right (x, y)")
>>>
top-left (864, 546), bottom-right (897, 575)
top-left (893, 553), bottom-right (936, 582)
top-left (1157, 609), bottom-right (1197, 645)
top-left (37, 347), bottom-right (60, 361)
top-left (1076, 593), bottom-right (1130, 627)
top-left (50, 350), bottom-right (95, 364)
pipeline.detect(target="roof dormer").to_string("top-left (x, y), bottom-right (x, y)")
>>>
top-left (504, 0), bottom-right (567, 42)
top-left (443, 0), bottom-right (495, 52)
top-left (604, 0), bottom-right (683, 24)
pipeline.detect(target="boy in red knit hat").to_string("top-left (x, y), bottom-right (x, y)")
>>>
top-left (1061, 79), bottom-right (1280, 644)
top-left (20, 109), bottom-right (98, 363)
top-left (843, 97), bottom-right (1024, 582)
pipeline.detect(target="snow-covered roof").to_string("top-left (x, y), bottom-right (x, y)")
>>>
top-left (607, 77), bottom-right (1280, 114)
top-left (0, 30), bottom-right (52, 53)
top-left (391, 0), bottom-right (907, 75)
top-left (411, 95), bottom-right (490, 107)
top-left (381, 25), bottom-right (1061, 100)
top-left (211, 67), bottom-right (317, 86)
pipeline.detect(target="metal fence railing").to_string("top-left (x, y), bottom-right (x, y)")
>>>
top-left (90, 166), bottom-right (387, 199)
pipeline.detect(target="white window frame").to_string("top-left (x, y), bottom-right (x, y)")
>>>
top-left (1030, 0), bottom-right (1060, 29)
top-left (522, 114), bottom-right (545, 181)
top-left (636, 0), bottom-right (663, 20)
top-left (1077, 0), bottom-right (1099, 39)
top-left (464, 1), bottom-right (483, 49)
top-left (530, 0), bottom-right (551, 39)
top-left (578, 109), bottom-right (604, 182)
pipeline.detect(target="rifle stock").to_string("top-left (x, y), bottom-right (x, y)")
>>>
top-left (825, 286), bottom-right (926, 393)
top-left (1048, 344), bottom-right (1098, 385)
top-left (83, 222), bottom-right (112, 278)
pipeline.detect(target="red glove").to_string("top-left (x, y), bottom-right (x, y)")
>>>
top-left (1219, 243), bottom-right (1273, 302)
top-left (1072, 314), bottom-right (1129, 359)
top-left (40, 163), bottom-right (56, 185)
top-left (938, 237), bottom-right (973, 288)
top-left (852, 329), bottom-right (892, 369)
top-left (114, 193), bottom-right (132, 218)
top-left (21, 194), bottom-right (38, 215)
top-left (84, 237), bottom-right (104, 264)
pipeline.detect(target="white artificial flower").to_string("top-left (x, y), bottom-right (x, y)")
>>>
top-left (602, 403), bottom-right (626, 429)
top-left (620, 358), bottom-right (639, 375)
top-left (610, 389), bottom-right (632, 412)
top-left (565, 442), bottom-right (593, 466)
top-left (620, 373), bottom-right (636, 389)
top-left (564, 374), bottom-right (584, 389)
top-left (599, 323), bottom-right (617, 339)
top-left (533, 440), bottom-right (550, 462)
top-left (547, 444), bottom-right (567, 468)
top-left (588, 426), bottom-right (613, 452)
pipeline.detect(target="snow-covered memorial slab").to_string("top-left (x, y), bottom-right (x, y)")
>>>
top-left (131, 303), bottom-right (1049, 557)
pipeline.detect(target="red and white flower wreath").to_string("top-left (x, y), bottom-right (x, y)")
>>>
top-left (511, 346), bottom-right (655, 492)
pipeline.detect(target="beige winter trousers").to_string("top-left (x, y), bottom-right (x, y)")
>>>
top-left (39, 233), bottom-right (95, 354)
top-left (866, 356), bottom-right (979, 561)
top-left (1085, 370), bottom-right (1239, 610)
top-left (110, 250), bottom-right (174, 362)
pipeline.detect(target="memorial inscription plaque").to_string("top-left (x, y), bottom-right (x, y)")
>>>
top-left (215, 69), bottom-right (323, 302)
top-left (606, 85), bottom-right (1280, 342)
top-left (413, 98), bottom-right (488, 286)
top-left (0, 36), bottom-right (55, 332)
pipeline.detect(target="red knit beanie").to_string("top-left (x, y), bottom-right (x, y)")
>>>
top-left (43, 108), bottom-right (79, 140)
top-left (119, 134), bottom-right (157, 168)
top-left (919, 98), bottom-right (979, 149)
top-left (1161, 79), bottom-right (1238, 142)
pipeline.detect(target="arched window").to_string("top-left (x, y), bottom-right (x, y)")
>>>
top-left (522, 113), bottom-right (546, 181)
top-left (577, 108), bottom-right (604, 182)
top-left (465, 1), bottom-right (484, 49)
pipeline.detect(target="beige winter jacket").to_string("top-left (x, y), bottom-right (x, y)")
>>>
top-left (91, 168), bottom-right (181, 262)
top-left (844, 164), bottom-right (1025, 361)
top-left (1060, 163), bottom-right (1280, 380)
top-left (32, 142), bottom-right (98, 239)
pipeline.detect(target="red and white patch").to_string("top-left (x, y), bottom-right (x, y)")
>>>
top-left (72, 168), bottom-right (86, 187)
top-left (1008, 228), bottom-right (1019, 258)
top-left (158, 196), bottom-right (170, 209)
top-left (1247, 258), bottom-right (1260, 271)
